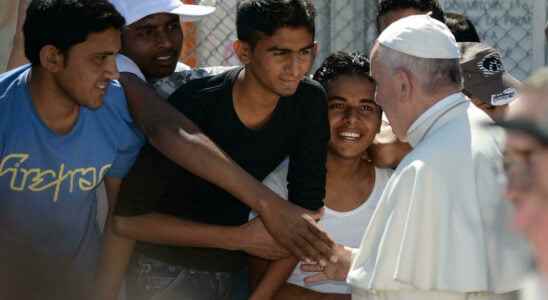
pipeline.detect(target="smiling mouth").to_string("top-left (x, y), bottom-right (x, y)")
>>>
top-left (155, 53), bottom-right (178, 65)
top-left (338, 131), bottom-right (362, 142)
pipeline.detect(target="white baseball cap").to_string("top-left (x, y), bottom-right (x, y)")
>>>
top-left (378, 14), bottom-right (460, 59)
top-left (110, 0), bottom-right (216, 26)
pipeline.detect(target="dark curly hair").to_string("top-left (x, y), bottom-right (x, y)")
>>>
top-left (313, 51), bottom-right (373, 89)
top-left (314, 51), bottom-right (380, 116)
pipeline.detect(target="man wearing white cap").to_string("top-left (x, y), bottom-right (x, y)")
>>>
top-left (301, 15), bottom-right (531, 300)
top-left (110, 0), bottom-right (229, 96)
top-left (95, 0), bottom-right (216, 227)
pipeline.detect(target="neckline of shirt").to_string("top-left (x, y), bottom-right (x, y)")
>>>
top-left (324, 167), bottom-right (387, 217)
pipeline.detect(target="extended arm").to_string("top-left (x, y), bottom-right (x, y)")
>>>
top-left (113, 213), bottom-right (288, 260)
top-left (119, 73), bottom-right (334, 262)
top-left (249, 256), bottom-right (298, 300)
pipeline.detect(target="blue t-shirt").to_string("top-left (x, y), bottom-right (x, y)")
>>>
top-left (0, 65), bottom-right (144, 292)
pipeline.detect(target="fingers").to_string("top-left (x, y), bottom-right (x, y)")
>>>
top-left (295, 229), bottom-right (325, 263)
top-left (303, 272), bottom-right (328, 285)
top-left (301, 215), bottom-right (336, 261)
top-left (286, 237), bottom-right (308, 262)
top-left (300, 262), bottom-right (323, 273)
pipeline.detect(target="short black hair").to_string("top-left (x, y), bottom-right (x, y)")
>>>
top-left (313, 51), bottom-right (373, 89)
top-left (445, 12), bottom-right (481, 42)
top-left (24, 0), bottom-right (125, 65)
top-left (236, 0), bottom-right (315, 48)
top-left (377, 0), bottom-right (445, 32)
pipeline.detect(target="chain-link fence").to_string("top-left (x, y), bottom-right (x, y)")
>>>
top-left (182, 0), bottom-right (546, 80)
top-left (441, 0), bottom-right (541, 80)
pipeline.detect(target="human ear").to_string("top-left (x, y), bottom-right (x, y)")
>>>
top-left (39, 45), bottom-right (64, 72)
top-left (394, 69), bottom-right (412, 102)
top-left (233, 40), bottom-right (252, 64)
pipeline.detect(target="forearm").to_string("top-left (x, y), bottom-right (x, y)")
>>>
top-left (274, 283), bottom-right (351, 300)
top-left (250, 257), bottom-right (298, 300)
top-left (119, 74), bottom-right (275, 213)
top-left (112, 213), bottom-right (243, 251)
top-left (94, 222), bottom-right (135, 300)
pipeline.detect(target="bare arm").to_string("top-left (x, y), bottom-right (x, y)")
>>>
top-left (249, 256), bottom-right (298, 300)
top-left (112, 213), bottom-right (288, 260)
top-left (119, 73), bottom-right (335, 262)
top-left (94, 177), bottom-right (135, 300)
top-left (113, 213), bottom-right (240, 250)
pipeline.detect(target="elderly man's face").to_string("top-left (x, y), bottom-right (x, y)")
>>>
top-left (370, 44), bottom-right (406, 140)
top-left (505, 130), bottom-right (548, 274)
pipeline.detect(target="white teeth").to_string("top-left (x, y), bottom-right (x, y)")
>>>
top-left (157, 56), bottom-right (171, 61)
top-left (340, 132), bottom-right (361, 139)
top-left (97, 83), bottom-right (107, 90)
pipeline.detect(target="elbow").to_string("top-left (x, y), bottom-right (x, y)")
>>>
top-left (111, 216), bottom-right (132, 238)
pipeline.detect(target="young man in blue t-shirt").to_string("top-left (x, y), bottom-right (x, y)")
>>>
top-left (0, 1), bottom-right (143, 298)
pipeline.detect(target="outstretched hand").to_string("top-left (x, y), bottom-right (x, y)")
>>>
top-left (258, 199), bottom-right (335, 264)
top-left (301, 244), bottom-right (353, 284)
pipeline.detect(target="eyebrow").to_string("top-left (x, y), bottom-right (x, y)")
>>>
top-left (328, 96), bottom-right (376, 104)
top-left (266, 43), bottom-right (315, 53)
top-left (132, 24), bottom-right (156, 31)
top-left (94, 50), bottom-right (118, 56)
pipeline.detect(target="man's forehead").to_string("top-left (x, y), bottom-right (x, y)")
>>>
top-left (258, 27), bottom-right (314, 48)
top-left (82, 28), bottom-right (121, 52)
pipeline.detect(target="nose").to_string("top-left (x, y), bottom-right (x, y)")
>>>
top-left (157, 30), bottom-right (174, 49)
top-left (286, 54), bottom-right (303, 79)
top-left (105, 56), bottom-right (119, 81)
top-left (343, 106), bottom-right (359, 124)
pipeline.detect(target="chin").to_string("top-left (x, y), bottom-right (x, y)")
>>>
top-left (85, 98), bottom-right (104, 110)
top-left (153, 64), bottom-right (178, 78)
top-left (277, 87), bottom-right (299, 97)
top-left (332, 148), bottom-right (364, 160)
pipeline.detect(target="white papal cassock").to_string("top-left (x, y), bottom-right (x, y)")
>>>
top-left (347, 93), bottom-right (532, 300)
